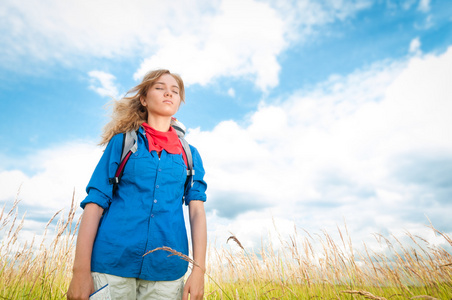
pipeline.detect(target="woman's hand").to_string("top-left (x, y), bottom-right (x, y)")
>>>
top-left (67, 271), bottom-right (94, 300)
top-left (183, 200), bottom-right (207, 300)
top-left (66, 203), bottom-right (103, 300)
top-left (182, 267), bottom-right (205, 300)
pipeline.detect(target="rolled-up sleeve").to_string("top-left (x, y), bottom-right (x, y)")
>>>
top-left (81, 134), bottom-right (123, 209)
top-left (184, 145), bottom-right (207, 205)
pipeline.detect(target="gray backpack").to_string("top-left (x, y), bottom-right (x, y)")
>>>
top-left (108, 118), bottom-right (194, 196)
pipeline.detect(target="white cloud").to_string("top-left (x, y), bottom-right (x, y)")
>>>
top-left (1, 0), bottom-right (371, 90)
top-left (0, 141), bottom-right (102, 219)
top-left (88, 70), bottom-right (119, 98)
top-left (133, 0), bottom-right (286, 91)
top-left (402, 0), bottom-right (417, 10)
top-left (264, 0), bottom-right (372, 42)
top-left (1, 0), bottom-right (190, 59)
top-left (417, 0), bottom-right (431, 12)
top-left (187, 46), bottom-right (452, 248)
top-left (0, 170), bottom-right (28, 202)
top-left (414, 14), bottom-right (434, 30)
top-left (134, 0), bottom-right (372, 90)
top-left (409, 37), bottom-right (422, 55)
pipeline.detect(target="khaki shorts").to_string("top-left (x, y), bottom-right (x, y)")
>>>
top-left (91, 272), bottom-right (184, 300)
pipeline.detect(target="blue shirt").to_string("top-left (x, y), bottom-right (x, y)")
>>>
top-left (80, 127), bottom-right (207, 281)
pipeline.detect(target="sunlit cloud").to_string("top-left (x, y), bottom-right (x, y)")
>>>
top-left (88, 70), bottom-right (119, 98)
top-left (133, 0), bottom-right (285, 91)
top-left (417, 0), bottom-right (431, 12)
top-left (409, 37), bottom-right (422, 55)
top-left (1, 0), bottom-right (371, 90)
top-left (187, 45), bottom-right (452, 247)
top-left (0, 141), bottom-right (102, 213)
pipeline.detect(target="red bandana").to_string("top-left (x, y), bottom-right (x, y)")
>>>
top-left (142, 122), bottom-right (183, 155)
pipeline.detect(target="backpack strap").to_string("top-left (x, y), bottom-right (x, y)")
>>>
top-left (108, 130), bottom-right (138, 193)
top-left (179, 135), bottom-right (195, 197)
top-left (122, 130), bottom-right (138, 161)
top-left (179, 137), bottom-right (194, 176)
top-left (171, 118), bottom-right (195, 196)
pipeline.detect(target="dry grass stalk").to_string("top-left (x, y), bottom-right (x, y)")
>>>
top-left (143, 246), bottom-right (235, 299)
top-left (0, 191), bottom-right (80, 299)
top-left (143, 246), bottom-right (205, 273)
top-left (1, 189), bottom-right (452, 299)
top-left (341, 289), bottom-right (388, 300)
top-left (227, 235), bottom-right (244, 250)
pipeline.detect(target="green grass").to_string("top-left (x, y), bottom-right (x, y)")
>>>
top-left (1, 193), bottom-right (451, 299)
top-left (203, 282), bottom-right (452, 299)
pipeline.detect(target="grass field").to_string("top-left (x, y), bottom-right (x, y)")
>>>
top-left (1, 194), bottom-right (451, 299)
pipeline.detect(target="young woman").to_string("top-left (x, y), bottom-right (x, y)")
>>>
top-left (67, 69), bottom-right (207, 300)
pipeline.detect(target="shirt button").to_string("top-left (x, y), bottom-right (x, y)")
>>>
top-left (151, 214), bottom-right (154, 218)
top-left (154, 199), bottom-right (157, 203)
top-left (156, 185), bottom-right (159, 188)
top-left (158, 168), bottom-right (162, 172)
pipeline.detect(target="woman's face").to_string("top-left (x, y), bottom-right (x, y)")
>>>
top-left (141, 74), bottom-right (181, 118)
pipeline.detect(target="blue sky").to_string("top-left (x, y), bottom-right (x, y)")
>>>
top-left (1, 0), bottom-right (451, 251)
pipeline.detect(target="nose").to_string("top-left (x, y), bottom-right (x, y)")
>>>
top-left (164, 90), bottom-right (172, 97)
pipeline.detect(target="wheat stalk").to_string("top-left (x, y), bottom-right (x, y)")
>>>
top-left (143, 246), bottom-right (205, 273)
top-left (341, 289), bottom-right (387, 300)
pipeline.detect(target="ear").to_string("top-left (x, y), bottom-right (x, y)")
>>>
top-left (140, 96), bottom-right (146, 106)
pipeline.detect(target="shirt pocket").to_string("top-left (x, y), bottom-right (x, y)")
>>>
top-left (122, 150), bottom-right (157, 184)
top-left (171, 155), bottom-right (187, 187)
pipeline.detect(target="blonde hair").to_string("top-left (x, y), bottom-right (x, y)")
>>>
top-left (100, 69), bottom-right (185, 145)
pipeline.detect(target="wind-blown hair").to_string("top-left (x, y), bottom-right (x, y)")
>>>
top-left (100, 69), bottom-right (185, 145)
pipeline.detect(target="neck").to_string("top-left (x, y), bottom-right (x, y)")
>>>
top-left (146, 115), bottom-right (172, 132)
